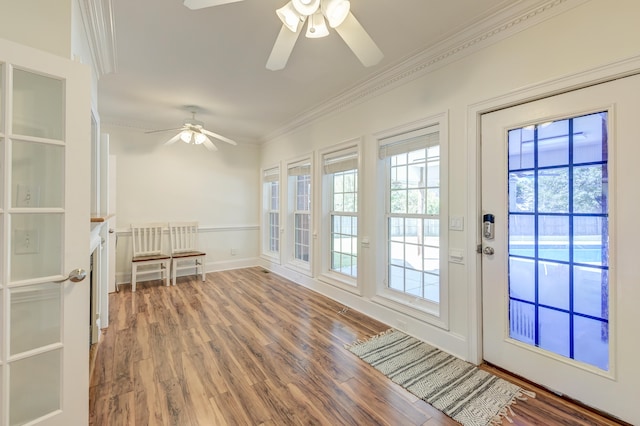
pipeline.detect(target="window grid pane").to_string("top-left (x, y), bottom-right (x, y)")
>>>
top-left (265, 180), bottom-right (280, 254)
top-left (387, 146), bottom-right (440, 303)
top-left (330, 169), bottom-right (358, 277)
top-left (294, 174), bottom-right (311, 263)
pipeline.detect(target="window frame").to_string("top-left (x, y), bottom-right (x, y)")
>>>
top-left (373, 113), bottom-right (449, 329)
top-left (261, 165), bottom-right (281, 263)
top-left (286, 157), bottom-right (313, 274)
top-left (318, 140), bottom-right (362, 293)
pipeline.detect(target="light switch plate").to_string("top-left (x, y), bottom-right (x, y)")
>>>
top-left (449, 216), bottom-right (464, 231)
top-left (448, 249), bottom-right (464, 264)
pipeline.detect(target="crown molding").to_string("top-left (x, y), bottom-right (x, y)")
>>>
top-left (263, 0), bottom-right (589, 142)
top-left (77, 0), bottom-right (117, 78)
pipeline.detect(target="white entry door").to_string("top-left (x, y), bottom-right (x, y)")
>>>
top-left (0, 39), bottom-right (90, 425)
top-left (481, 74), bottom-right (640, 424)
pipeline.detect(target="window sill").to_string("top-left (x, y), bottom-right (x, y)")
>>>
top-left (260, 252), bottom-right (281, 264)
top-left (318, 272), bottom-right (361, 296)
top-left (285, 260), bottom-right (312, 277)
top-left (372, 292), bottom-right (448, 330)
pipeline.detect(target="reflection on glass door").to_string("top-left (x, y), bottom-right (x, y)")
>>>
top-left (507, 112), bottom-right (609, 370)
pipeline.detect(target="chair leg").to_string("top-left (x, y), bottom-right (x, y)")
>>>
top-left (200, 256), bottom-right (205, 282)
top-left (132, 263), bottom-right (137, 292)
top-left (172, 259), bottom-right (177, 286)
top-left (164, 261), bottom-right (170, 287)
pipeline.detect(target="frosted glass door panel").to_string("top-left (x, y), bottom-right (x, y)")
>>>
top-left (10, 214), bottom-right (62, 282)
top-left (9, 349), bottom-right (61, 426)
top-left (12, 140), bottom-right (64, 208)
top-left (12, 69), bottom-right (63, 140)
top-left (0, 64), bottom-right (3, 132)
top-left (9, 283), bottom-right (61, 355)
top-left (0, 140), bottom-right (4, 207)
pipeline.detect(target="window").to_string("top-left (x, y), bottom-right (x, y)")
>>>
top-left (288, 160), bottom-right (312, 267)
top-left (262, 167), bottom-right (280, 258)
top-left (378, 117), bottom-right (448, 322)
top-left (507, 113), bottom-right (609, 370)
top-left (321, 145), bottom-right (359, 285)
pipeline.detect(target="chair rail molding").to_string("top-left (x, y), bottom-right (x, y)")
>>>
top-left (115, 224), bottom-right (259, 236)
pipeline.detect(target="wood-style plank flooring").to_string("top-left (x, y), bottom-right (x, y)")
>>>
top-left (89, 267), bottom-right (625, 425)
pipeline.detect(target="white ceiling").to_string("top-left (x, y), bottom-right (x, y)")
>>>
top-left (98, 0), bottom-right (523, 143)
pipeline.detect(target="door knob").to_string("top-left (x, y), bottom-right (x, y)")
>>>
top-left (55, 268), bottom-right (87, 283)
top-left (483, 246), bottom-right (495, 255)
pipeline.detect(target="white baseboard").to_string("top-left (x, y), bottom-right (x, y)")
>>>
top-left (115, 257), bottom-right (260, 286)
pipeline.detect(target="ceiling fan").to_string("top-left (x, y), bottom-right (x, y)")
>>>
top-left (145, 110), bottom-right (238, 151)
top-left (183, 0), bottom-right (384, 70)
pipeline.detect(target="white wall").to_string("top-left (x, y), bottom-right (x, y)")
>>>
top-left (259, 0), bottom-right (640, 360)
top-left (0, 0), bottom-right (72, 59)
top-left (106, 124), bottom-right (261, 284)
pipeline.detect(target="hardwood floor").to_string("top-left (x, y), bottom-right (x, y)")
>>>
top-left (90, 267), bottom-right (625, 425)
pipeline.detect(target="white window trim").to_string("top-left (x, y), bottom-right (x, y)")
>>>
top-left (260, 165), bottom-right (281, 263)
top-left (372, 112), bottom-right (450, 330)
top-left (317, 139), bottom-right (363, 295)
top-left (285, 156), bottom-right (314, 276)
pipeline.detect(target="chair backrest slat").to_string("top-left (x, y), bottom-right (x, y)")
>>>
top-left (131, 223), bottom-right (166, 256)
top-left (169, 222), bottom-right (200, 254)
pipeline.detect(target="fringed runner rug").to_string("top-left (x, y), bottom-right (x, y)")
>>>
top-left (346, 329), bottom-right (534, 426)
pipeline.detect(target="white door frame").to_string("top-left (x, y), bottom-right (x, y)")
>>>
top-left (466, 53), bottom-right (640, 364)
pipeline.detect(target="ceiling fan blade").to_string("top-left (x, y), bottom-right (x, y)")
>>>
top-left (164, 133), bottom-right (182, 145)
top-left (145, 127), bottom-right (182, 134)
top-left (183, 0), bottom-right (244, 10)
top-left (202, 136), bottom-right (218, 151)
top-left (334, 12), bottom-right (384, 67)
top-left (201, 128), bottom-right (238, 145)
top-left (266, 23), bottom-right (304, 71)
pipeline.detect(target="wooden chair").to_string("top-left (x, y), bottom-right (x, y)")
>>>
top-left (130, 223), bottom-right (171, 292)
top-left (169, 222), bottom-right (206, 286)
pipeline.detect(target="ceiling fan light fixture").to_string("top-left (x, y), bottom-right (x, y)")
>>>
top-left (322, 0), bottom-right (350, 28)
top-left (292, 0), bottom-right (320, 16)
top-left (194, 132), bottom-right (207, 144)
top-left (276, 2), bottom-right (303, 32)
top-left (306, 11), bottom-right (329, 38)
top-left (180, 130), bottom-right (193, 143)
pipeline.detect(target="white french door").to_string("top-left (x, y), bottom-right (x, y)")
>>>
top-left (481, 74), bottom-right (640, 424)
top-left (0, 39), bottom-right (90, 425)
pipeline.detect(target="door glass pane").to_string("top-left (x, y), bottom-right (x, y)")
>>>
top-left (12, 69), bottom-right (64, 140)
top-left (12, 140), bottom-right (64, 208)
top-left (0, 64), bottom-right (3, 132)
top-left (10, 214), bottom-right (63, 282)
top-left (574, 315), bottom-right (609, 370)
top-left (539, 307), bottom-right (570, 357)
top-left (509, 257), bottom-right (535, 302)
top-left (0, 139), bottom-right (4, 207)
top-left (537, 119), bottom-right (569, 168)
top-left (10, 283), bottom-right (61, 355)
top-left (9, 349), bottom-right (61, 426)
top-left (508, 126), bottom-right (535, 170)
top-left (573, 113), bottom-right (607, 164)
top-left (538, 261), bottom-right (569, 310)
top-left (507, 113), bottom-right (609, 371)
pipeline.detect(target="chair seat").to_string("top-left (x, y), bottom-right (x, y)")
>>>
top-left (172, 251), bottom-right (206, 259)
top-left (132, 253), bottom-right (171, 262)
top-left (169, 222), bottom-right (206, 286)
top-left (130, 223), bottom-right (171, 292)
